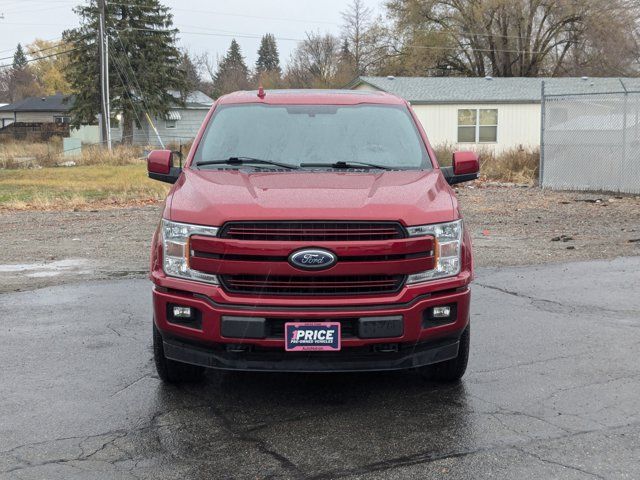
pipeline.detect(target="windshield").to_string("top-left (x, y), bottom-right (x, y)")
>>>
top-left (192, 103), bottom-right (432, 170)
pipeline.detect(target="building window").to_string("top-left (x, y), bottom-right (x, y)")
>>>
top-left (166, 119), bottom-right (177, 129)
top-left (54, 116), bottom-right (71, 124)
top-left (457, 109), bottom-right (498, 143)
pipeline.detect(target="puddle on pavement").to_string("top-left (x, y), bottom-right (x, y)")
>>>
top-left (0, 259), bottom-right (95, 278)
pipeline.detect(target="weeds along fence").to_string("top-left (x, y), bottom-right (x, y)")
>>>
top-left (0, 122), bottom-right (70, 142)
top-left (541, 80), bottom-right (640, 194)
top-left (433, 143), bottom-right (539, 184)
top-left (0, 134), bottom-right (195, 169)
top-left (0, 140), bottom-right (145, 169)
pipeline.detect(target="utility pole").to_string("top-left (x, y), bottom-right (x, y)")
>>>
top-left (98, 0), bottom-right (112, 150)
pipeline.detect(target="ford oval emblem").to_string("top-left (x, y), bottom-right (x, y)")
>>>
top-left (289, 249), bottom-right (337, 270)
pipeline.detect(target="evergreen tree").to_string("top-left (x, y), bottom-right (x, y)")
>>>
top-left (213, 39), bottom-right (249, 97)
top-left (255, 34), bottom-right (280, 74)
top-left (334, 38), bottom-right (357, 86)
top-left (8, 43), bottom-right (42, 102)
top-left (179, 51), bottom-right (201, 95)
top-left (63, 0), bottom-right (188, 143)
top-left (12, 44), bottom-right (28, 70)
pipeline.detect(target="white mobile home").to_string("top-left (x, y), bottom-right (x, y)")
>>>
top-left (347, 76), bottom-right (640, 154)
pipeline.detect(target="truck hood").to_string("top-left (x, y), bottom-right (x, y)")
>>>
top-left (167, 169), bottom-right (456, 227)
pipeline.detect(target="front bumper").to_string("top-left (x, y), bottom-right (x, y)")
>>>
top-left (162, 334), bottom-right (461, 372)
top-left (152, 282), bottom-right (470, 372)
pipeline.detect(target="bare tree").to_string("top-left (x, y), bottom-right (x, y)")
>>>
top-left (554, 1), bottom-right (640, 76)
top-left (341, 0), bottom-right (373, 74)
top-left (285, 32), bottom-right (341, 87)
top-left (0, 70), bottom-right (11, 103)
top-left (385, 0), bottom-right (640, 77)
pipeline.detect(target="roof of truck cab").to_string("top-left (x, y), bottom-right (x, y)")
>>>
top-left (216, 89), bottom-right (407, 106)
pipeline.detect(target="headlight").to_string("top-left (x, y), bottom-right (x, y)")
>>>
top-left (162, 219), bottom-right (220, 284)
top-left (405, 219), bottom-right (463, 283)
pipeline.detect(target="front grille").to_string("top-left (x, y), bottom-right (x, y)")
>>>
top-left (219, 221), bottom-right (405, 241)
top-left (200, 221), bottom-right (426, 297)
top-left (220, 275), bottom-right (405, 296)
top-left (266, 318), bottom-right (357, 338)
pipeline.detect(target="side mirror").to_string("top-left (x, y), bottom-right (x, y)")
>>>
top-left (442, 151), bottom-right (480, 185)
top-left (147, 150), bottom-right (181, 184)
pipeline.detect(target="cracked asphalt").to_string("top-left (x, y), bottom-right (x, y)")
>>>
top-left (1, 257), bottom-right (639, 479)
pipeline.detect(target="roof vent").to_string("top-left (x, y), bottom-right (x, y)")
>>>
top-left (485, 76), bottom-right (493, 81)
top-left (386, 75), bottom-right (395, 80)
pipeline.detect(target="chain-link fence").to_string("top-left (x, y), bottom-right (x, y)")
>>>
top-left (541, 81), bottom-right (640, 194)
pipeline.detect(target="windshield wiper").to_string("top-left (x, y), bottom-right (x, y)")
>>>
top-left (300, 160), bottom-right (391, 170)
top-left (195, 157), bottom-right (298, 170)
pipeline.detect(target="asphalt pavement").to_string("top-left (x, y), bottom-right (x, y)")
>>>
top-left (1, 257), bottom-right (639, 479)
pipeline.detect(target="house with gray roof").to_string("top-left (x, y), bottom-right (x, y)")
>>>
top-left (111, 90), bottom-right (214, 147)
top-left (0, 93), bottom-right (75, 128)
top-left (0, 91), bottom-right (214, 146)
top-left (347, 76), bottom-right (639, 153)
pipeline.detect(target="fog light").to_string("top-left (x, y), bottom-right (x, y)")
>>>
top-left (173, 306), bottom-right (192, 318)
top-left (167, 304), bottom-right (202, 329)
top-left (423, 304), bottom-right (457, 328)
top-left (432, 306), bottom-right (451, 318)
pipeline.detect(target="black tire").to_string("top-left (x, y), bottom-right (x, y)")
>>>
top-left (153, 323), bottom-right (205, 383)
top-left (417, 325), bottom-right (469, 383)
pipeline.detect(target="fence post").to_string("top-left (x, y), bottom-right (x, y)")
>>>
top-left (620, 79), bottom-right (628, 192)
top-left (539, 80), bottom-right (546, 188)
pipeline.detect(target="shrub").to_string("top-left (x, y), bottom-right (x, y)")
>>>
top-left (431, 143), bottom-right (539, 184)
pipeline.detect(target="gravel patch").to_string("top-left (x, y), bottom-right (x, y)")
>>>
top-left (0, 186), bottom-right (638, 293)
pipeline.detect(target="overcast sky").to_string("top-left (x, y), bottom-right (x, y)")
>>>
top-left (0, 0), bottom-right (383, 69)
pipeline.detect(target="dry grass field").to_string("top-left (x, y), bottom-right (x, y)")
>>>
top-left (0, 139), bottom-right (145, 169)
top-left (0, 140), bottom-right (537, 210)
top-left (0, 140), bottom-right (172, 210)
top-left (0, 164), bottom-right (169, 210)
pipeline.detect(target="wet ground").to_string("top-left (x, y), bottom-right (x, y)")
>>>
top-left (1, 257), bottom-right (639, 479)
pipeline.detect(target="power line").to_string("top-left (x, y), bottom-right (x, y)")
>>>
top-left (0, 33), bottom-right (89, 64)
top-left (108, 47), bottom-right (145, 131)
top-left (0, 37), bottom-right (63, 55)
top-left (0, 48), bottom-right (79, 69)
top-left (0, 0), bottom-right (74, 6)
top-left (107, 2), bottom-right (338, 26)
top-left (0, 21), bottom-right (76, 26)
top-left (0, 0), bottom-right (76, 16)
top-left (109, 48), bottom-right (166, 148)
top-left (112, 28), bottom-right (156, 129)
top-left (121, 26), bottom-right (304, 43)
top-left (414, 28), bottom-right (576, 42)
top-left (122, 26), bottom-right (562, 55)
top-left (0, 42), bottom-right (67, 62)
top-left (2, 4), bottom-right (76, 15)
top-left (108, 27), bottom-right (167, 147)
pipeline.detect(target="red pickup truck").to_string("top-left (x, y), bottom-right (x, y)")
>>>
top-left (147, 89), bottom-right (479, 383)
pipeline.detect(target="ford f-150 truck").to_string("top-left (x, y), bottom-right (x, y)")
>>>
top-left (147, 89), bottom-right (479, 383)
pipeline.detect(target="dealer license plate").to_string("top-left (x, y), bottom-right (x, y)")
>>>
top-left (284, 322), bottom-right (341, 352)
